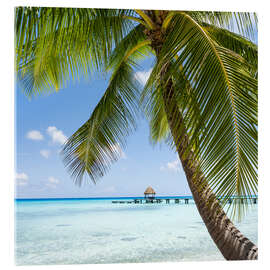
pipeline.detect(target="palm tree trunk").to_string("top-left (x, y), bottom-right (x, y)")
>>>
top-left (143, 12), bottom-right (258, 259)
top-left (162, 82), bottom-right (258, 260)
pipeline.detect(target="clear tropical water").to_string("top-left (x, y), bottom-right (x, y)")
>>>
top-left (15, 197), bottom-right (258, 265)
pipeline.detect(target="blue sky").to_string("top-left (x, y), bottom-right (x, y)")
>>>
top-left (15, 57), bottom-right (191, 199)
top-left (14, 8), bottom-right (258, 200)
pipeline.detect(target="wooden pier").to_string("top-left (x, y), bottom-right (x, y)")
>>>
top-left (111, 196), bottom-right (258, 205)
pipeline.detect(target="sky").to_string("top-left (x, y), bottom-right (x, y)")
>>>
top-left (15, 57), bottom-right (191, 199)
top-left (13, 7), bottom-right (258, 200)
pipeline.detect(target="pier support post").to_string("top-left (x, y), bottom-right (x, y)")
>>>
top-left (166, 199), bottom-right (170, 204)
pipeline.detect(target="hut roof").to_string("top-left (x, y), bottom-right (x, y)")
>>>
top-left (144, 186), bottom-right (156, 194)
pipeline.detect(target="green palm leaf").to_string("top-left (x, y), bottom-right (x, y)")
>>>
top-left (15, 7), bottom-right (137, 96)
top-left (151, 12), bottom-right (257, 219)
top-left (202, 22), bottom-right (257, 72)
top-left (61, 25), bottom-right (152, 184)
top-left (187, 11), bottom-right (257, 41)
top-left (62, 60), bottom-right (140, 185)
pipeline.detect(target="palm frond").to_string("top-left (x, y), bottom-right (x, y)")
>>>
top-left (141, 68), bottom-right (171, 144)
top-left (61, 27), bottom-right (152, 184)
top-left (62, 60), bottom-right (140, 185)
top-left (15, 7), bottom-right (137, 96)
top-left (141, 59), bottom-right (192, 148)
top-left (187, 11), bottom-right (257, 41)
top-left (202, 22), bottom-right (257, 71)
top-left (108, 24), bottom-right (152, 69)
top-left (154, 12), bottom-right (257, 219)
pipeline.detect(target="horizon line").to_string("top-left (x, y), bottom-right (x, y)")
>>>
top-left (14, 194), bottom-right (258, 200)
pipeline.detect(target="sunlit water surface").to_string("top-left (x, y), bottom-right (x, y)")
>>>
top-left (15, 198), bottom-right (258, 265)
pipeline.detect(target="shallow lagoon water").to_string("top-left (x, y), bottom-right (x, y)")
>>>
top-left (15, 198), bottom-right (258, 265)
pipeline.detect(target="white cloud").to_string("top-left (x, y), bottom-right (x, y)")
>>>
top-left (15, 172), bottom-right (29, 186)
top-left (134, 68), bottom-right (152, 85)
top-left (167, 160), bottom-right (180, 172)
top-left (160, 159), bottom-right (181, 173)
top-left (47, 126), bottom-right (67, 145)
top-left (48, 176), bottom-right (59, 184)
top-left (46, 176), bottom-right (60, 189)
top-left (15, 172), bottom-right (28, 180)
top-left (26, 130), bottom-right (44, 141)
top-left (40, 149), bottom-right (50, 159)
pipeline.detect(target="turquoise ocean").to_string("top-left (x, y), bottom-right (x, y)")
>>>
top-left (15, 197), bottom-right (258, 265)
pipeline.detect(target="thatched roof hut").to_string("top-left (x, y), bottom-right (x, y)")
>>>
top-left (144, 186), bottom-right (155, 195)
top-left (144, 186), bottom-right (156, 199)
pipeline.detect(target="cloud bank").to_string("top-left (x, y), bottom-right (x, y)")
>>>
top-left (160, 159), bottom-right (181, 173)
top-left (15, 172), bottom-right (29, 186)
top-left (47, 126), bottom-right (67, 145)
top-left (26, 130), bottom-right (44, 141)
top-left (46, 176), bottom-right (60, 189)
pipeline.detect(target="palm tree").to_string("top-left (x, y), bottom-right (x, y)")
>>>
top-left (15, 7), bottom-right (258, 260)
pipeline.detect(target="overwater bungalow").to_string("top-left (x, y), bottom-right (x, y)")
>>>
top-left (144, 186), bottom-right (156, 200)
